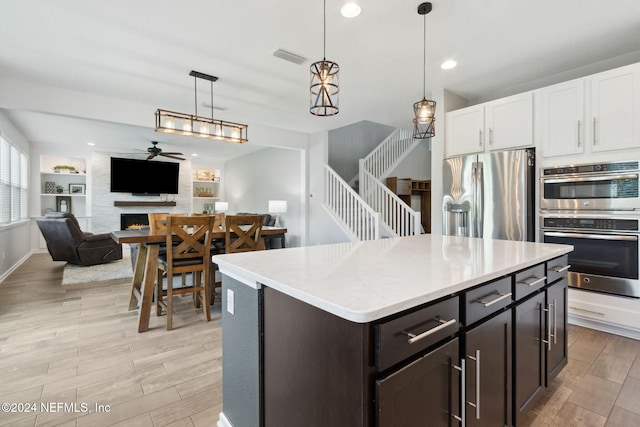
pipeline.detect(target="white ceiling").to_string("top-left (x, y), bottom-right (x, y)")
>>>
top-left (1, 0), bottom-right (640, 159)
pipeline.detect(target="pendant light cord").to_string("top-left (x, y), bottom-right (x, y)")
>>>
top-left (323, 0), bottom-right (327, 60)
top-left (422, 13), bottom-right (426, 98)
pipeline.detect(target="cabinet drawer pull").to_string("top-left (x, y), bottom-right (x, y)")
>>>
top-left (406, 318), bottom-right (457, 344)
top-left (476, 291), bottom-right (512, 307)
top-left (479, 129), bottom-right (483, 147)
top-left (551, 265), bottom-right (570, 273)
top-left (517, 276), bottom-right (546, 287)
top-left (569, 306), bottom-right (605, 316)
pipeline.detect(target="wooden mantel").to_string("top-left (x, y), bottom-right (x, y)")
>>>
top-left (114, 201), bottom-right (177, 207)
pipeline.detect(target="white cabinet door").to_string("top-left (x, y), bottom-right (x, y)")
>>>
top-left (539, 80), bottom-right (585, 157)
top-left (589, 65), bottom-right (640, 153)
top-left (484, 92), bottom-right (534, 151)
top-left (445, 104), bottom-right (484, 157)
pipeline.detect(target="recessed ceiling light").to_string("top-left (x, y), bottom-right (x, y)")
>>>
top-left (441, 60), bottom-right (457, 70)
top-left (341, 2), bottom-right (361, 18)
top-left (191, 153), bottom-right (198, 157)
top-left (87, 142), bottom-right (95, 146)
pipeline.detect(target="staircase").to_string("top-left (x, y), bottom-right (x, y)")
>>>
top-left (323, 128), bottom-right (423, 241)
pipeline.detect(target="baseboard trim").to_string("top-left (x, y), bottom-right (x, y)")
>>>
top-left (217, 412), bottom-right (233, 427)
top-left (568, 315), bottom-right (640, 340)
top-left (0, 251), bottom-right (34, 283)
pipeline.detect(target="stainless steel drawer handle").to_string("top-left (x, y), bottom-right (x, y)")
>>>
top-left (476, 291), bottom-right (512, 307)
top-left (518, 276), bottom-right (546, 287)
top-left (452, 359), bottom-right (466, 427)
top-left (467, 350), bottom-right (481, 420)
top-left (551, 265), bottom-right (570, 273)
top-left (406, 318), bottom-right (457, 344)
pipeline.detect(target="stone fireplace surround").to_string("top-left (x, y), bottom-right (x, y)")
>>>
top-left (90, 151), bottom-right (192, 234)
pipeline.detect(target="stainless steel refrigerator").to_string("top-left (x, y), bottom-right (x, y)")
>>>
top-left (442, 148), bottom-right (535, 241)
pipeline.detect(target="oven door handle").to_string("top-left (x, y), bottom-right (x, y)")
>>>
top-left (542, 173), bottom-right (638, 184)
top-left (543, 231), bottom-right (639, 241)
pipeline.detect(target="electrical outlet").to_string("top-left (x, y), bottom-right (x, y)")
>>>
top-left (227, 289), bottom-right (235, 315)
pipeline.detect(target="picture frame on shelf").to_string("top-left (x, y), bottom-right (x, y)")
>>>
top-left (56, 196), bottom-right (72, 213)
top-left (195, 169), bottom-right (211, 180)
top-left (69, 184), bottom-right (86, 195)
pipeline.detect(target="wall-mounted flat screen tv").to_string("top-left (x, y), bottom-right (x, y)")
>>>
top-left (110, 157), bottom-right (180, 195)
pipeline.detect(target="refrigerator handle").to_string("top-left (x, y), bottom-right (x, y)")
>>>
top-left (475, 162), bottom-right (484, 238)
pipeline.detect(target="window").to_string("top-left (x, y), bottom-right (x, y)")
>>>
top-left (0, 135), bottom-right (28, 224)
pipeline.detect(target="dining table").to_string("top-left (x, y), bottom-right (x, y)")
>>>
top-left (110, 225), bottom-right (288, 332)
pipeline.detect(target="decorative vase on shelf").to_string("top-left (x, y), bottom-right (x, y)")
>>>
top-left (45, 182), bottom-right (55, 194)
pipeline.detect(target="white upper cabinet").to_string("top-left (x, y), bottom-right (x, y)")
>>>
top-left (445, 92), bottom-right (533, 157)
top-left (588, 64), bottom-right (640, 153)
top-left (445, 104), bottom-right (484, 157)
top-left (484, 92), bottom-right (534, 151)
top-left (538, 79), bottom-right (585, 158)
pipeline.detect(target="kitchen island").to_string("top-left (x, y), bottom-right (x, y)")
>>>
top-left (213, 234), bottom-right (573, 427)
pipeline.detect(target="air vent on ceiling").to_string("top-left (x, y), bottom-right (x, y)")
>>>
top-left (273, 48), bottom-right (307, 65)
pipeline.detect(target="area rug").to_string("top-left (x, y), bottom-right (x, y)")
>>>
top-left (62, 256), bottom-right (133, 285)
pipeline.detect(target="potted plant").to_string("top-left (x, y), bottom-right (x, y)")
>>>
top-left (55, 185), bottom-right (64, 194)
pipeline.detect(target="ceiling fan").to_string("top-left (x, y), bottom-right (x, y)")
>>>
top-left (146, 141), bottom-right (185, 161)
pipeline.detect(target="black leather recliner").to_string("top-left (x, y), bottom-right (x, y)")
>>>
top-left (36, 212), bottom-right (123, 266)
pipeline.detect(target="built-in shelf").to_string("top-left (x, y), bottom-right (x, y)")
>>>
top-left (114, 201), bottom-right (177, 207)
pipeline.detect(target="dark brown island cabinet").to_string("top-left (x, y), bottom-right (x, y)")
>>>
top-left (214, 237), bottom-right (571, 427)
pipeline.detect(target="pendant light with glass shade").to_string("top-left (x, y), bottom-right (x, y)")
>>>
top-left (412, 2), bottom-right (436, 139)
top-left (310, 0), bottom-right (339, 116)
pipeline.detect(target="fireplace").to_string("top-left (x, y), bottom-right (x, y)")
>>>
top-left (120, 213), bottom-right (150, 230)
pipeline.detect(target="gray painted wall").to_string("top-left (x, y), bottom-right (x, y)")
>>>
top-left (221, 275), bottom-right (262, 427)
top-left (224, 147), bottom-right (304, 247)
top-left (0, 111), bottom-right (31, 280)
top-left (328, 120), bottom-right (395, 182)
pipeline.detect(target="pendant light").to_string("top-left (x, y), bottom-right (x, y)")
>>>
top-left (155, 71), bottom-right (248, 143)
top-left (310, 0), bottom-right (339, 116)
top-left (412, 2), bottom-right (436, 139)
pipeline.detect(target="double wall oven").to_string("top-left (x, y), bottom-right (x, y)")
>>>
top-left (540, 161), bottom-right (640, 298)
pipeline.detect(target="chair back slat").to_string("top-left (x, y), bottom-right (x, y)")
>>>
top-left (225, 215), bottom-right (264, 253)
top-left (166, 215), bottom-right (214, 263)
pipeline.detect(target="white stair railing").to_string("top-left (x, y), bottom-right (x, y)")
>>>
top-left (360, 167), bottom-right (421, 237)
top-left (324, 165), bottom-right (380, 241)
top-left (361, 128), bottom-right (418, 179)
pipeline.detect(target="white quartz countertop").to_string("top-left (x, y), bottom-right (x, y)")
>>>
top-left (213, 234), bottom-right (572, 323)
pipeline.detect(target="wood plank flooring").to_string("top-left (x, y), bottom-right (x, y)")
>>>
top-left (2, 253), bottom-right (640, 426)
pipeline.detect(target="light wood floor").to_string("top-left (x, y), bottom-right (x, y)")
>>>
top-left (2, 254), bottom-right (640, 426)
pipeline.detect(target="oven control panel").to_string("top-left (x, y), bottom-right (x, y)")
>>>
top-left (542, 217), bottom-right (639, 231)
top-left (542, 161), bottom-right (639, 176)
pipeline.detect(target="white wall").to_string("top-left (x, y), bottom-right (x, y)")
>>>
top-left (0, 111), bottom-right (32, 280)
top-left (307, 131), bottom-right (350, 246)
top-left (225, 147), bottom-right (305, 247)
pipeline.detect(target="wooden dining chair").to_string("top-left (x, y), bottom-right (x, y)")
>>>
top-left (211, 215), bottom-right (265, 305)
top-left (156, 214), bottom-right (214, 330)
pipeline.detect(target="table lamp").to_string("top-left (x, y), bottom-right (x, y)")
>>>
top-left (215, 202), bottom-right (229, 213)
top-left (268, 200), bottom-right (287, 227)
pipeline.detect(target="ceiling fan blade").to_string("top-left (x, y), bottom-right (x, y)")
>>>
top-left (146, 154), bottom-right (156, 160)
top-left (160, 153), bottom-right (186, 161)
top-left (161, 151), bottom-right (184, 155)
